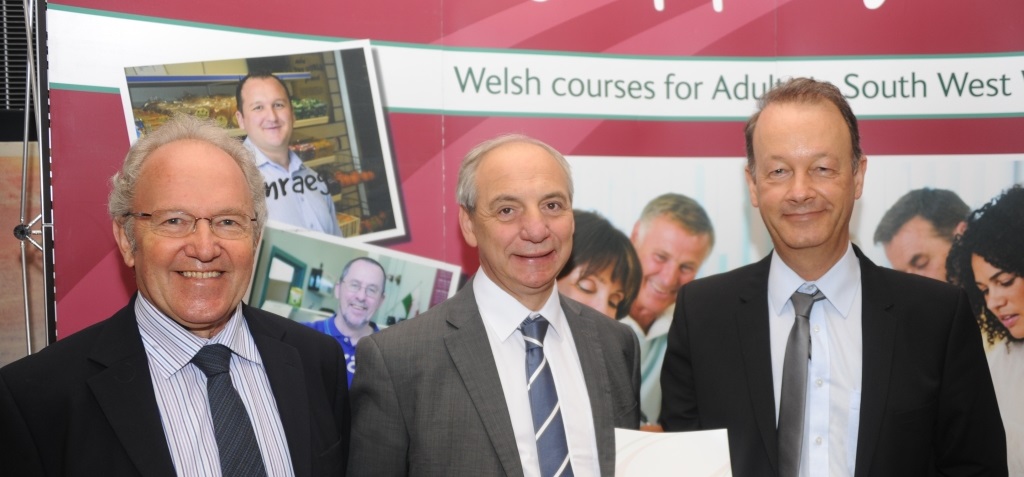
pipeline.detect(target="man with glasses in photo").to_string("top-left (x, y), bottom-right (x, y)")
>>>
top-left (0, 114), bottom-right (350, 476)
top-left (305, 257), bottom-right (387, 387)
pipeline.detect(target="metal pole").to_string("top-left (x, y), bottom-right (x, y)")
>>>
top-left (15, 0), bottom-right (44, 354)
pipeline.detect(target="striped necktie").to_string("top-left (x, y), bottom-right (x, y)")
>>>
top-left (521, 314), bottom-right (574, 477)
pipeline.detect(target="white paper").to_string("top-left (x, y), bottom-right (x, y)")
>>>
top-left (615, 428), bottom-right (732, 477)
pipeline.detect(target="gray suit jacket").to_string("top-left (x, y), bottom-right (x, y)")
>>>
top-left (348, 278), bottom-right (641, 476)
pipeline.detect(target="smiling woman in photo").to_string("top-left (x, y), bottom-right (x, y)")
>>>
top-left (947, 184), bottom-right (1024, 474)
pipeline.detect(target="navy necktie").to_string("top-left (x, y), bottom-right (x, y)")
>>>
top-left (192, 344), bottom-right (268, 477)
top-left (778, 286), bottom-right (825, 477)
top-left (521, 314), bottom-right (574, 477)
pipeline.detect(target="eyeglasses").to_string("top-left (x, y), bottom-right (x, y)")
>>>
top-left (124, 210), bottom-right (257, 240)
top-left (341, 280), bottom-right (382, 299)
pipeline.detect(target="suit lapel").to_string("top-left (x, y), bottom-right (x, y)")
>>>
top-left (245, 307), bottom-right (313, 477)
top-left (563, 297), bottom-right (616, 476)
top-left (444, 284), bottom-right (524, 477)
top-left (734, 254), bottom-right (781, 474)
top-left (852, 249), bottom-right (896, 477)
top-left (86, 302), bottom-right (177, 477)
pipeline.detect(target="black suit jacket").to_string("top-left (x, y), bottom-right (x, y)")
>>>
top-left (661, 247), bottom-right (1007, 477)
top-left (348, 280), bottom-right (640, 476)
top-left (0, 297), bottom-right (350, 477)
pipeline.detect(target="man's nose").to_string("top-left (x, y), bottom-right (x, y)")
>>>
top-left (520, 209), bottom-right (551, 242)
top-left (184, 220), bottom-right (221, 261)
top-left (786, 172), bottom-right (815, 202)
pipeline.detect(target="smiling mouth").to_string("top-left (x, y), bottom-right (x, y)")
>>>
top-left (999, 314), bottom-right (1019, 329)
top-left (517, 250), bottom-right (554, 260)
top-left (646, 281), bottom-right (674, 298)
top-left (180, 271), bottom-right (222, 279)
top-left (784, 209), bottom-right (824, 219)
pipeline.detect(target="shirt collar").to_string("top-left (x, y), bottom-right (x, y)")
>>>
top-left (244, 137), bottom-right (302, 173)
top-left (768, 243), bottom-right (860, 318)
top-left (621, 304), bottom-right (674, 339)
top-left (325, 314), bottom-right (380, 338)
top-left (472, 267), bottom-right (567, 343)
top-left (136, 293), bottom-right (262, 378)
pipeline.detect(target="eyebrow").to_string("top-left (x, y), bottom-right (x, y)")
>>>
top-left (486, 191), bottom-right (568, 207)
top-left (541, 191), bottom-right (570, 202)
top-left (988, 270), bottom-right (1011, 282)
top-left (486, 194), bottom-right (522, 208)
top-left (160, 207), bottom-right (252, 217)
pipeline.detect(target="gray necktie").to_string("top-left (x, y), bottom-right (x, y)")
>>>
top-left (192, 344), bottom-right (268, 477)
top-left (777, 287), bottom-right (825, 477)
top-left (521, 314), bottom-right (574, 477)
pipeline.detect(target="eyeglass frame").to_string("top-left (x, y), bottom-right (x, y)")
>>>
top-left (123, 210), bottom-right (258, 240)
top-left (339, 279), bottom-right (384, 299)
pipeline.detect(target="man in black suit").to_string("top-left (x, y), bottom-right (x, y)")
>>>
top-left (661, 78), bottom-right (1006, 476)
top-left (0, 114), bottom-right (349, 476)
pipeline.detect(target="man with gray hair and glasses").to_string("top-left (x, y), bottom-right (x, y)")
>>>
top-left (305, 256), bottom-right (387, 387)
top-left (0, 114), bottom-right (350, 476)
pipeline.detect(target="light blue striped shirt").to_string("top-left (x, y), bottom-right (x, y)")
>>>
top-left (136, 295), bottom-right (295, 477)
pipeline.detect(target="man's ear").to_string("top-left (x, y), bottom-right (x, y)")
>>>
top-left (954, 220), bottom-right (968, 238)
top-left (235, 110), bottom-right (245, 132)
top-left (852, 155), bottom-right (868, 200)
top-left (113, 220), bottom-right (135, 268)
top-left (745, 166), bottom-right (760, 208)
top-left (459, 207), bottom-right (478, 247)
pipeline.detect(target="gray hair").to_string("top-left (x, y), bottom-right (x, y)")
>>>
top-left (636, 193), bottom-right (715, 249)
top-left (109, 114), bottom-right (267, 250)
top-left (341, 256), bottom-right (387, 292)
top-left (456, 133), bottom-right (573, 211)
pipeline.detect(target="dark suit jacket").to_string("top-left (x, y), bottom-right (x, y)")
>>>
top-left (347, 280), bottom-right (641, 476)
top-left (0, 296), bottom-right (351, 477)
top-left (661, 247), bottom-right (1007, 477)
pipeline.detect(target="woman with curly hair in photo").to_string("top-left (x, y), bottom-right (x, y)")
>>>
top-left (947, 184), bottom-right (1024, 474)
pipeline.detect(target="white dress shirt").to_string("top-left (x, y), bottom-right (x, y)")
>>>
top-left (767, 244), bottom-right (863, 477)
top-left (986, 340), bottom-right (1024, 475)
top-left (473, 269), bottom-right (601, 477)
top-left (245, 138), bottom-right (343, 236)
top-left (136, 295), bottom-right (295, 477)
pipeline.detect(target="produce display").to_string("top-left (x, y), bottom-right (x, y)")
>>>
top-left (134, 94), bottom-right (238, 133)
top-left (289, 138), bottom-right (336, 160)
top-left (292, 98), bottom-right (328, 120)
top-left (335, 169), bottom-right (376, 187)
top-left (132, 94), bottom-right (327, 135)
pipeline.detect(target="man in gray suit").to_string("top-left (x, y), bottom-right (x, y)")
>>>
top-left (348, 134), bottom-right (641, 476)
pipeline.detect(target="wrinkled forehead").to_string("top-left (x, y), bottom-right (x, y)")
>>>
top-left (476, 144), bottom-right (570, 194)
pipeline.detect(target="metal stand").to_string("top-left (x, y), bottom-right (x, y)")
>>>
top-left (10, 0), bottom-right (52, 354)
